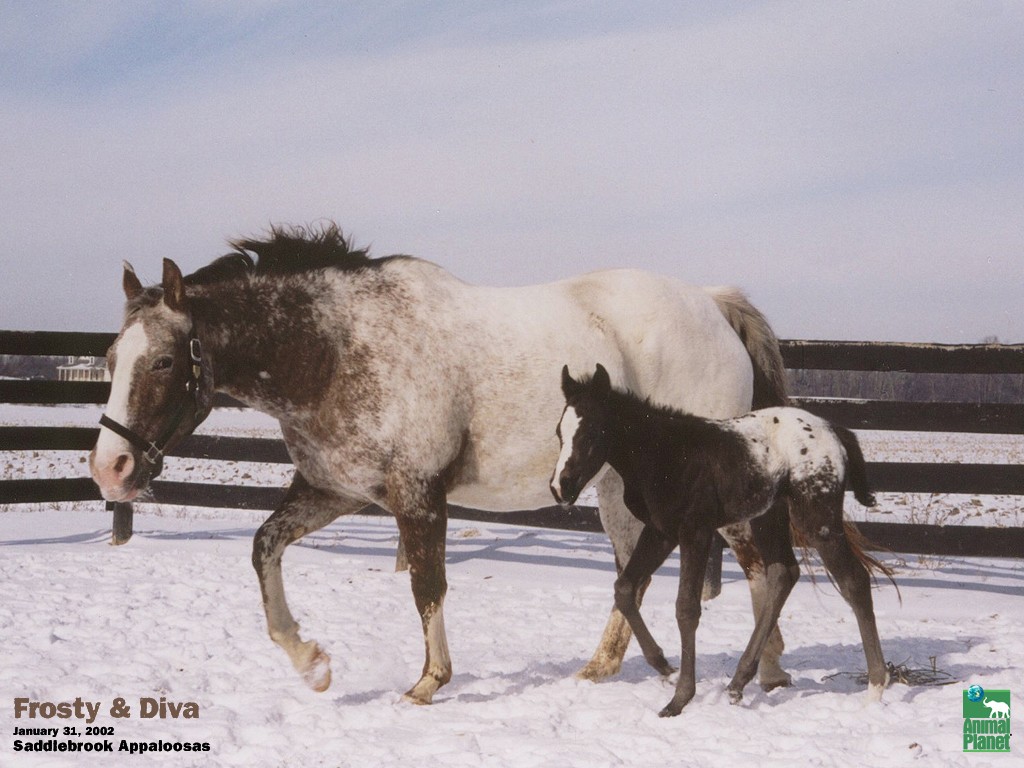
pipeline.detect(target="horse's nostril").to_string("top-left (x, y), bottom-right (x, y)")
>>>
top-left (113, 453), bottom-right (132, 476)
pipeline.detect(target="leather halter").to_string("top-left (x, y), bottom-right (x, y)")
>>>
top-left (99, 333), bottom-right (203, 476)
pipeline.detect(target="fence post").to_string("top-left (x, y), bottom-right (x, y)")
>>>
top-left (109, 501), bottom-right (134, 545)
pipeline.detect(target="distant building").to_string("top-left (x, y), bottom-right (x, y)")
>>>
top-left (57, 356), bottom-right (110, 382)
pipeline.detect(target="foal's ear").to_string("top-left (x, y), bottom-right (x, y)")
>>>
top-left (593, 363), bottom-right (612, 396)
top-left (561, 365), bottom-right (579, 398)
top-left (161, 258), bottom-right (187, 312)
top-left (122, 261), bottom-right (144, 300)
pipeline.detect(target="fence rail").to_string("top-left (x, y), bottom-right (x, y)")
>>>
top-left (3, 331), bottom-right (1022, 559)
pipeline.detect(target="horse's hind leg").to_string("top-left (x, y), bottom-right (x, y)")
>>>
top-left (725, 502), bottom-right (800, 703)
top-left (720, 509), bottom-right (794, 691)
top-left (252, 473), bottom-right (365, 691)
top-left (809, 512), bottom-right (889, 700)
top-left (613, 525), bottom-right (677, 676)
top-left (579, 469), bottom-right (645, 681)
top-left (390, 480), bottom-right (452, 705)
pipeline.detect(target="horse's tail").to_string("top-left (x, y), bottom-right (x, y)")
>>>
top-left (834, 424), bottom-right (876, 507)
top-left (707, 287), bottom-right (789, 408)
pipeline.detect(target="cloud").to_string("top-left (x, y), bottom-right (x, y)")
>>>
top-left (1, 1), bottom-right (1021, 342)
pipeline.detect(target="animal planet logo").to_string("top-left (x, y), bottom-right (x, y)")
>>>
top-left (963, 685), bottom-right (1011, 753)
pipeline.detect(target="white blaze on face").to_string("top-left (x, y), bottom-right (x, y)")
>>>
top-left (551, 406), bottom-right (581, 499)
top-left (94, 322), bottom-right (150, 463)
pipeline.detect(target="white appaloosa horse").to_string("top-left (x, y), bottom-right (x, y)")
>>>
top-left (89, 223), bottom-right (791, 704)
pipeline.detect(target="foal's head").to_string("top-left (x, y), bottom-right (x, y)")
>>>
top-left (89, 260), bottom-right (213, 501)
top-left (550, 364), bottom-right (614, 506)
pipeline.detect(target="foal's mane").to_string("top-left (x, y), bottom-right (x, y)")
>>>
top-left (186, 222), bottom-right (391, 287)
top-left (575, 371), bottom-right (705, 428)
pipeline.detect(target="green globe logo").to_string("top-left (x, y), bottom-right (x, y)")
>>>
top-left (967, 685), bottom-right (984, 702)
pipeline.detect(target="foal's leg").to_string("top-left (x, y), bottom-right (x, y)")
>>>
top-left (585, 474), bottom-right (793, 688)
top-left (252, 473), bottom-right (365, 691)
top-left (725, 502), bottom-right (800, 703)
top-left (661, 524), bottom-right (715, 717)
top-left (613, 525), bottom-right (677, 676)
top-left (388, 480), bottom-right (452, 705)
top-left (811, 518), bottom-right (889, 700)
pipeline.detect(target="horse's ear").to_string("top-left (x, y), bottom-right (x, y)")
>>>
top-left (561, 365), bottom-right (580, 398)
top-left (593, 363), bottom-right (612, 396)
top-left (162, 258), bottom-right (187, 312)
top-left (122, 261), bottom-right (143, 300)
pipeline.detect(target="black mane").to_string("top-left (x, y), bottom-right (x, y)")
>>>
top-left (574, 370), bottom-right (702, 426)
top-left (186, 222), bottom-right (388, 286)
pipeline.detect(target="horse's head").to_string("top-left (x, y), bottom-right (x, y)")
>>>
top-left (89, 259), bottom-right (214, 501)
top-left (550, 363), bottom-right (613, 506)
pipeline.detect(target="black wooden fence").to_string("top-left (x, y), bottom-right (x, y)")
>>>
top-left (2, 330), bottom-right (1022, 558)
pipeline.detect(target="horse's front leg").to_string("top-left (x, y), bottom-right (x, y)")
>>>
top-left (661, 524), bottom-right (714, 718)
top-left (252, 473), bottom-right (365, 691)
top-left (392, 482), bottom-right (451, 705)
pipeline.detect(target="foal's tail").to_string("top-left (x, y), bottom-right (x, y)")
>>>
top-left (834, 425), bottom-right (876, 508)
top-left (791, 519), bottom-right (901, 601)
top-left (841, 520), bottom-right (901, 602)
top-left (791, 425), bottom-right (901, 600)
top-left (707, 287), bottom-right (789, 408)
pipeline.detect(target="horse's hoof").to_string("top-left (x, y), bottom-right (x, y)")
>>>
top-left (402, 681), bottom-right (437, 706)
top-left (759, 672), bottom-right (792, 692)
top-left (727, 689), bottom-right (744, 705)
top-left (401, 691), bottom-right (432, 706)
top-left (301, 647), bottom-right (332, 692)
top-left (402, 669), bottom-right (450, 705)
top-left (576, 657), bottom-right (622, 682)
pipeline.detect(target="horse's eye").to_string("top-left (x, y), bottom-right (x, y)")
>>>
top-left (153, 356), bottom-right (173, 371)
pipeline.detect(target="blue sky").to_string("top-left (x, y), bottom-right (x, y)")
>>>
top-left (1, 1), bottom-right (1021, 342)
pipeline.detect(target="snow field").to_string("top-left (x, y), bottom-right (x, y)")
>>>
top-left (2, 404), bottom-right (1022, 765)
top-left (1, 507), bottom-right (1022, 767)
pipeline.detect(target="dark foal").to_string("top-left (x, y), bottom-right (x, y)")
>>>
top-left (551, 364), bottom-right (891, 717)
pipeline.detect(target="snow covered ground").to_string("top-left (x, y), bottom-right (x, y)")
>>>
top-left (2, 406), bottom-right (1022, 766)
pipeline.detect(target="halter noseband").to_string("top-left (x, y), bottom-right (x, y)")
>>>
top-left (99, 332), bottom-right (204, 475)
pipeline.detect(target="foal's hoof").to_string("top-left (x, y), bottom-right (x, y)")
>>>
top-left (647, 655), bottom-right (676, 678)
top-left (300, 646), bottom-right (332, 692)
top-left (658, 701), bottom-right (685, 718)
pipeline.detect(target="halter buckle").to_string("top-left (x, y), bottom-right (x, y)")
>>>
top-left (143, 442), bottom-right (163, 465)
top-left (188, 337), bottom-right (203, 391)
